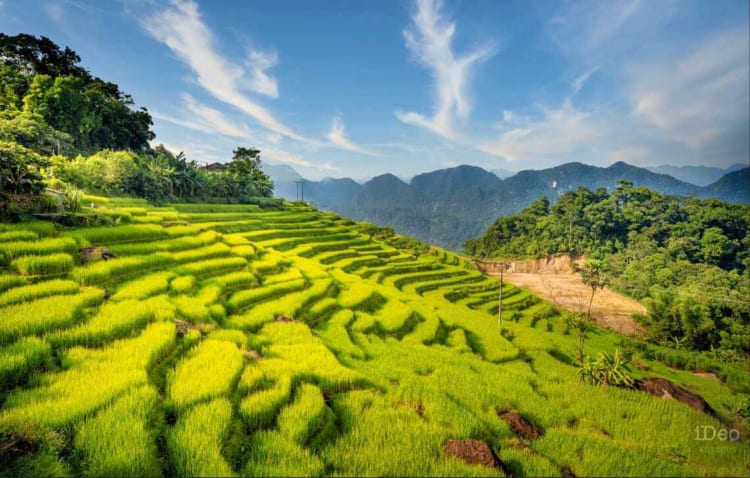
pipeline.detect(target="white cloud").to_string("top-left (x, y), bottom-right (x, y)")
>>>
top-left (632, 28), bottom-right (749, 150)
top-left (572, 66), bottom-right (599, 93)
top-left (245, 47), bottom-right (279, 98)
top-left (481, 100), bottom-right (599, 161)
top-left (153, 95), bottom-right (254, 139)
top-left (141, 0), bottom-right (307, 141)
top-left (262, 147), bottom-right (338, 172)
top-left (395, 0), bottom-right (496, 140)
top-left (326, 115), bottom-right (380, 157)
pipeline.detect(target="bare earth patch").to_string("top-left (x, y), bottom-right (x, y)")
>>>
top-left (476, 255), bottom-right (646, 334)
top-left (481, 264), bottom-right (646, 335)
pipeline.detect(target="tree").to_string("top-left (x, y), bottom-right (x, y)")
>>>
top-left (571, 259), bottom-right (608, 365)
top-left (0, 141), bottom-right (48, 193)
top-left (226, 147), bottom-right (274, 198)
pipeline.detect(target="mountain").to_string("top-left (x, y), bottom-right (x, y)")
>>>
top-left (490, 167), bottom-right (516, 179)
top-left (265, 162), bottom-right (750, 250)
top-left (645, 163), bottom-right (748, 186)
top-left (701, 168), bottom-right (750, 204)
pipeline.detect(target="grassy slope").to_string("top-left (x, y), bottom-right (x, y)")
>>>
top-left (0, 197), bottom-right (747, 477)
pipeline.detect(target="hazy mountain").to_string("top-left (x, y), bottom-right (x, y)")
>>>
top-left (645, 163), bottom-right (748, 186)
top-left (265, 162), bottom-right (749, 250)
top-left (491, 167), bottom-right (516, 179)
top-left (701, 168), bottom-right (750, 204)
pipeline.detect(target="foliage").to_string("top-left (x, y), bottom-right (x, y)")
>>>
top-left (578, 349), bottom-right (635, 388)
top-left (466, 182), bottom-right (750, 357)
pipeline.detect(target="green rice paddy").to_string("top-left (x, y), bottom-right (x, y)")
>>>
top-left (0, 199), bottom-right (747, 477)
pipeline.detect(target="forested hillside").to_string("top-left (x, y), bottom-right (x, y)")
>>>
top-left (0, 34), bottom-right (273, 219)
top-left (465, 182), bottom-right (750, 359)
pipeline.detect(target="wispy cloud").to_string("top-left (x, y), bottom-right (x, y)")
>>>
top-left (141, 0), bottom-right (307, 141)
top-left (326, 115), bottom-right (380, 157)
top-left (245, 47), bottom-right (279, 98)
top-left (395, 0), bottom-right (496, 140)
top-left (632, 28), bottom-right (749, 150)
top-left (481, 99), bottom-right (598, 161)
top-left (153, 94), bottom-right (253, 138)
top-left (572, 66), bottom-right (599, 93)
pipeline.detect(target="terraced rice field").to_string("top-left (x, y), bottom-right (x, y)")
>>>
top-left (0, 198), bottom-right (747, 477)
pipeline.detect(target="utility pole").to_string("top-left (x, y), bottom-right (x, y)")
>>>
top-left (295, 179), bottom-right (306, 203)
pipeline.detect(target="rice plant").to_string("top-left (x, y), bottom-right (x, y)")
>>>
top-left (46, 299), bottom-right (155, 347)
top-left (72, 253), bottom-right (174, 285)
top-left (64, 224), bottom-right (168, 246)
top-left (10, 253), bottom-right (75, 276)
top-left (226, 278), bottom-right (306, 313)
top-left (167, 398), bottom-right (236, 477)
top-left (0, 322), bottom-right (174, 429)
top-left (112, 271), bottom-right (175, 300)
top-left (74, 385), bottom-right (162, 477)
top-left (0, 288), bottom-right (104, 344)
top-left (0, 274), bottom-right (27, 293)
top-left (0, 279), bottom-right (79, 307)
top-left (167, 339), bottom-right (245, 409)
top-left (0, 337), bottom-right (52, 387)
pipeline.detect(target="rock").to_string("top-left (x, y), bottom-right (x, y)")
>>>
top-left (636, 377), bottom-right (716, 416)
top-left (275, 315), bottom-right (295, 322)
top-left (499, 411), bottom-right (541, 439)
top-left (443, 439), bottom-right (506, 471)
top-left (80, 247), bottom-right (116, 264)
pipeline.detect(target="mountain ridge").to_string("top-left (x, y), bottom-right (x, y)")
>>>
top-left (266, 161), bottom-right (750, 249)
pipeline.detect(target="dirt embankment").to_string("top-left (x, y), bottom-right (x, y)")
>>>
top-left (477, 255), bottom-right (646, 335)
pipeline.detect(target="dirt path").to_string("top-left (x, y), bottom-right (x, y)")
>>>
top-left (489, 271), bottom-right (646, 335)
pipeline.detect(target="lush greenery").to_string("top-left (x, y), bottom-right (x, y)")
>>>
top-left (0, 34), bottom-right (274, 219)
top-left (269, 162), bottom-right (749, 250)
top-left (0, 199), bottom-right (747, 477)
top-left (465, 182), bottom-right (750, 359)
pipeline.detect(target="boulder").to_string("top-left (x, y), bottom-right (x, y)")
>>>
top-left (636, 377), bottom-right (716, 416)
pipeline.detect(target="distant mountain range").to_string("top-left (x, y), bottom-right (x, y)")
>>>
top-left (645, 163), bottom-right (748, 186)
top-left (263, 161), bottom-right (750, 250)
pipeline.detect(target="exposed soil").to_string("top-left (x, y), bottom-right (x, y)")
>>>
top-left (443, 439), bottom-right (506, 471)
top-left (243, 349), bottom-right (262, 360)
top-left (498, 411), bottom-right (541, 440)
top-left (275, 315), bottom-right (296, 322)
top-left (486, 269), bottom-right (646, 335)
top-left (636, 377), bottom-right (716, 416)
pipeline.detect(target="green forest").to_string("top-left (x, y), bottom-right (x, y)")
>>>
top-left (0, 34), bottom-right (273, 219)
top-left (465, 183), bottom-right (750, 360)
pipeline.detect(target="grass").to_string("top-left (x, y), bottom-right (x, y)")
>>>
top-left (167, 339), bottom-right (245, 409)
top-left (1, 201), bottom-right (748, 477)
top-left (168, 398), bottom-right (236, 477)
top-left (0, 288), bottom-right (104, 344)
top-left (0, 279), bottom-right (79, 307)
top-left (10, 253), bottom-right (75, 276)
top-left (74, 385), bottom-right (162, 477)
top-left (0, 337), bottom-right (52, 388)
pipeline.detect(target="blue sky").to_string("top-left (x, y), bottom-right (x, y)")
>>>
top-left (2, 0), bottom-right (748, 180)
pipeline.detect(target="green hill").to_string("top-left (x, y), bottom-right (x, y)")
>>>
top-left (0, 198), bottom-right (747, 477)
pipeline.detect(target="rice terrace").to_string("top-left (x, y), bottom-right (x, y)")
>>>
top-left (1, 0), bottom-right (750, 476)
top-left (0, 198), bottom-right (747, 476)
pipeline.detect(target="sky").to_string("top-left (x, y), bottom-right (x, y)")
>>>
top-left (1, 0), bottom-right (748, 180)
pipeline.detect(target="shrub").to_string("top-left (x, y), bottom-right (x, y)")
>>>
top-left (578, 349), bottom-right (635, 388)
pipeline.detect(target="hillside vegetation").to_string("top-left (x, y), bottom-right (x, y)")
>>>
top-left (270, 162), bottom-right (750, 250)
top-left (1, 199), bottom-right (748, 477)
top-left (465, 182), bottom-right (750, 362)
